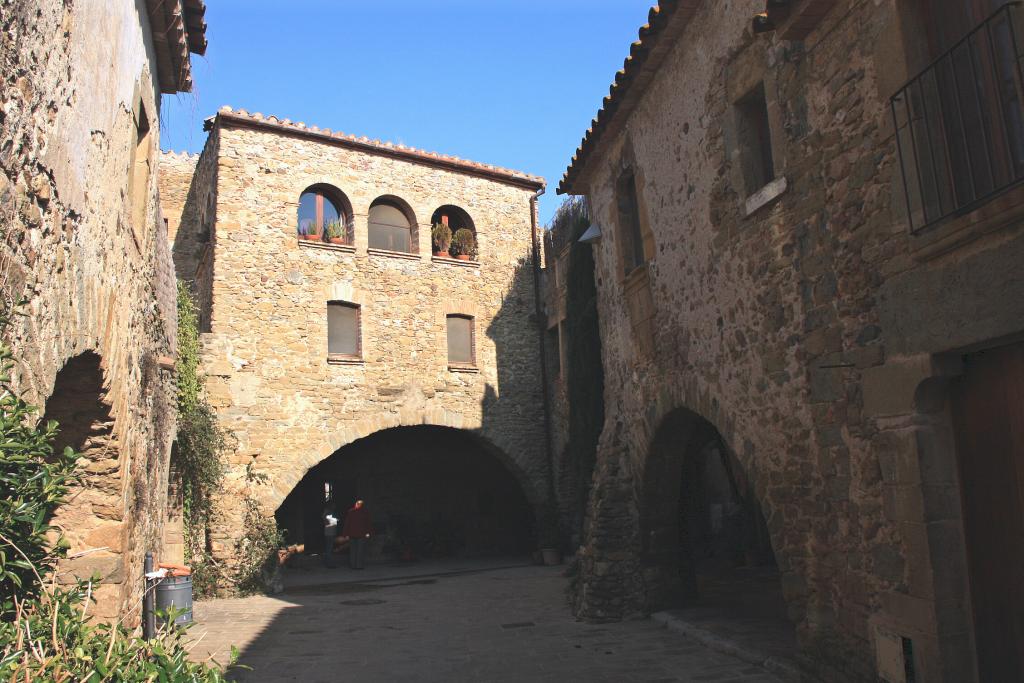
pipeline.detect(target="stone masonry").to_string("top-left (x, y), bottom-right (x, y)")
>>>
top-left (163, 108), bottom-right (549, 567)
top-left (0, 0), bottom-right (207, 620)
top-left (557, 1), bottom-right (1024, 682)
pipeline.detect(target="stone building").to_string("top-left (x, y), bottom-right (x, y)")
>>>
top-left (162, 107), bottom-right (550, 564)
top-left (0, 0), bottom-right (207, 620)
top-left (556, 1), bottom-right (1024, 681)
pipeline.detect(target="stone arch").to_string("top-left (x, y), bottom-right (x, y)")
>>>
top-left (638, 405), bottom-right (783, 613)
top-left (42, 352), bottom-right (127, 618)
top-left (273, 423), bottom-right (540, 559)
top-left (261, 409), bottom-right (543, 516)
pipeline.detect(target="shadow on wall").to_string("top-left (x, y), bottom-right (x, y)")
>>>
top-left (481, 254), bottom-right (550, 534)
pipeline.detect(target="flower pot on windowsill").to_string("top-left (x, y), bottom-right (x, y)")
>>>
top-left (308, 233), bottom-right (322, 242)
top-left (434, 250), bottom-right (450, 259)
top-left (328, 237), bottom-right (347, 245)
top-left (456, 254), bottom-right (471, 261)
top-left (541, 548), bottom-right (561, 566)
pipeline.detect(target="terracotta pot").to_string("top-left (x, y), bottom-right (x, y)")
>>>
top-left (328, 237), bottom-right (346, 245)
top-left (456, 254), bottom-right (471, 261)
top-left (435, 250), bottom-right (450, 258)
top-left (308, 233), bottom-right (322, 242)
top-left (541, 548), bottom-right (562, 566)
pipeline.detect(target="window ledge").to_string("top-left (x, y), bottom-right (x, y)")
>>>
top-left (368, 247), bottom-right (420, 261)
top-left (433, 255), bottom-right (480, 268)
top-left (744, 176), bottom-right (788, 216)
top-left (448, 364), bottom-right (479, 373)
top-left (327, 355), bottom-right (364, 366)
top-left (299, 240), bottom-right (355, 254)
top-left (909, 180), bottom-right (1024, 261)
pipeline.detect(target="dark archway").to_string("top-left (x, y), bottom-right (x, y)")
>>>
top-left (41, 352), bottom-right (127, 614)
top-left (276, 426), bottom-right (534, 561)
top-left (641, 407), bottom-right (796, 659)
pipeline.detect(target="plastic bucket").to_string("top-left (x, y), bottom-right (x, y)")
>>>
top-left (155, 574), bottom-right (193, 626)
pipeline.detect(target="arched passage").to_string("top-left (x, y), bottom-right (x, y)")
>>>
top-left (641, 407), bottom-right (796, 657)
top-left (41, 352), bottom-right (127, 616)
top-left (275, 425), bottom-right (535, 561)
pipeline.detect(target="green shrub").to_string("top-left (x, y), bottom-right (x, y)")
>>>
top-left (0, 304), bottom-right (79, 600)
top-left (0, 582), bottom-right (235, 681)
top-left (451, 228), bottom-right (476, 258)
top-left (431, 222), bottom-right (452, 253)
top-left (0, 301), bottom-right (233, 680)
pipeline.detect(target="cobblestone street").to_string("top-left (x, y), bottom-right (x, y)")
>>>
top-left (187, 562), bottom-right (783, 682)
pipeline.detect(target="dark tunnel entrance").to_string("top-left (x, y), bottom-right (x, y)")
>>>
top-left (276, 426), bottom-right (535, 562)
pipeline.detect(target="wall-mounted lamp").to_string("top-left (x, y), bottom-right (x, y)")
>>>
top-left (578, 223), bottom-right (602, 244)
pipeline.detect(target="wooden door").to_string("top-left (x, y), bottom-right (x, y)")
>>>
top-left (950, 342), bottom-right (1024, 681)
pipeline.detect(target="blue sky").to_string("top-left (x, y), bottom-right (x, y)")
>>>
top-left (159, 0), bottom-right (656, 225)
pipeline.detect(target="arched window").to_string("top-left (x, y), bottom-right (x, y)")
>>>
top-left (298, 185), bottom-right (352, 243)
top-left (431, 205), bottom-right (476, 259)
top-left (368, 197), bottom-right (416, 253)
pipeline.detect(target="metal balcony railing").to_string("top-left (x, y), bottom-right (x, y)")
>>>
top-left (892, 2), bottom-right (1024, 233)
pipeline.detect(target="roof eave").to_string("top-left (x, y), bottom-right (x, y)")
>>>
top-left (206, 111), bottom-right (546, 191)
top-left (558, 1), bottom-right (700, 195)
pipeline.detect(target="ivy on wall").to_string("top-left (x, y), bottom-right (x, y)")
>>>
top-left (174, 281), bottom-right (227, 595)
top-left (551, 198), bottom-right (605, 536)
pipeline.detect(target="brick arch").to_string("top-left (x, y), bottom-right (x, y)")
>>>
top-left (261, 410), bottom-right (543, 515)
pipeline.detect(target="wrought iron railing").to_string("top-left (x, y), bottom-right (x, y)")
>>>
top-left (892, 3), bottom-right (1024, 233)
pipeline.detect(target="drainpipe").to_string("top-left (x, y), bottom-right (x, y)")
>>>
top-left (530, 187), bottom-right (557, 507)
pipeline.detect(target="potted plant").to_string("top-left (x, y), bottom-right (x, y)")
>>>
top-left (537, 502), bottom-right (562, 566)
top-left (297, 220), bottom-right (313, 240)
top-left (306, 220), bottom-right (323, 242)
top-left (432, 222), bottom-right (452, 258)
top-left (325, 219), bottom-right (348, 245)
top-left (451, 228), bottom-right (476, 261)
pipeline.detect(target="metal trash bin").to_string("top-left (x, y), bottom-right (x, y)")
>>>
top-left (155, 574), bottom-right (193, 626)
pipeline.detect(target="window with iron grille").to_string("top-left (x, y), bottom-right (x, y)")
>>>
top-left (328, 302), bottom-right (361, 358)
top-left (892, 2), bottom-right (1024, 232)
top-left (446, 314), bottom-right (475, 367)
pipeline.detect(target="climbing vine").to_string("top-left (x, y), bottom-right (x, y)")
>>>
top-left (552, 198), bottom-right (605, 536)
top-left (174, 281), bottom-right (227, 595)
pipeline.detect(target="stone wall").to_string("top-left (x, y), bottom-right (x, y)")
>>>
top-left (563, 1), bottom-right (1024, 681)
top-left (165, 114), bottom-right (548, 567)
top-left (0, 0), bottom-right (182, 621)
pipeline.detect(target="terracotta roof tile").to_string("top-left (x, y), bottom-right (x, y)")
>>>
top-left (204, 107), bottom-right (545, 190)
top-left (559, 1), bottom-right (699, 195)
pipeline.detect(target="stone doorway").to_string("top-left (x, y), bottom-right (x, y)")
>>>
top-left (949, 341), bottom-right (1024, 680)
top-left (641, 408), bottom-right (796, 665)
top-left (275, 426), bottom-right (535, 562)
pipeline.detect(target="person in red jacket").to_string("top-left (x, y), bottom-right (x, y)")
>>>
top-left (341, 499), bottom-right (371, 569)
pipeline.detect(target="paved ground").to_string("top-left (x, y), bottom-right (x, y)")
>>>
top-left (187, 560), bottom-right (782, 682)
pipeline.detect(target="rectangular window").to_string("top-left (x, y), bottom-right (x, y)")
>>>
top-left (328, 302), bottom-right (360, 358)
top-left (446, 314), bottom-right (475, 366)
top-left (735, 83), bottom-right (775, 195)
top-left (615, 171), bottom-right (646, 276)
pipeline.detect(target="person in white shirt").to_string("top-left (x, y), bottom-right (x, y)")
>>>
top-left (323, 505), bottom-right (339, 568)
